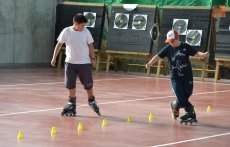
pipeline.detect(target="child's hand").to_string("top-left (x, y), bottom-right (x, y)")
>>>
top-left (204, 52), bottom-right (209, 58)
top-left (51, 59), bottom-right (56, 66)
top-left (91, 59), bottom-right (96, 68)
top-left (145, 63), bottom-right (151, 69)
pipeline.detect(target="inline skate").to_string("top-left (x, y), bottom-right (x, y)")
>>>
top-left (88, 96), bottom-right (101, 116)
top-left (61, 97), bottom-right (76, 116)
top-left (180, 110), bottom-right (198, 125)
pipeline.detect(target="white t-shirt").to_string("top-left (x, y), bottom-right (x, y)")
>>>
top-left (57, 26), bottom-right (94, 64)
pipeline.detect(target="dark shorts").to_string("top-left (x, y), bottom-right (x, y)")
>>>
top-left (64, 63), bottom-right (93, 90)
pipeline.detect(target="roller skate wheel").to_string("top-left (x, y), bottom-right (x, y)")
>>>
top-left (179, 120), bottom-right (187, 125)
top-left (97, 111), bottom-right (101, 116)
top-left (171, 114), bottom-right (175, 119)
top-left (193, 120), bottom-right (198, 125)
top-left (189, 122), bottom-right (194, 125)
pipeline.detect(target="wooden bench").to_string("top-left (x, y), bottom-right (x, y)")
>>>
top-left (214, 58), bottom-right (230, 82)
top-left (104, 51), bottom-right (167, 77)
top-left (189, 57), bottom-right (215, 81)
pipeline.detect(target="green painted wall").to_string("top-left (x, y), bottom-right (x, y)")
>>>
top-left (67, 0), bottom-right (229, 6)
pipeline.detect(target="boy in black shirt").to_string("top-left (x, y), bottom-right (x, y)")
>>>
top-left (146, 30), bottom-right (208, 124)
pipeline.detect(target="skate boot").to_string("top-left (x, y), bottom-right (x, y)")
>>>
top-left (88, 96), bottom-right (101, 116)
top-left (180, 108), bottom-right (198, 125)
top-left (61, 97), bottom-right (76, 116)
top-left (171, 101), bottom-right (179, 120)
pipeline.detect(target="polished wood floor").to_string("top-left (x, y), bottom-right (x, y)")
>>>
top-left (0, 66), bottom-right (230, 147)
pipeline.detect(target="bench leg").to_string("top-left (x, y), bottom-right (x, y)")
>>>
top-left (95, 54), bottom-right (100, 72)
top-left (156, 60), bottom-right (162, 78)
top-left (146, 68), bottom-right (150, 77)
top-left (201, 62), bottom-right (206, 81)
top-left (214, 61), bottom-right (220, 83)
top-left (106, 54), bottom-right (111, 73)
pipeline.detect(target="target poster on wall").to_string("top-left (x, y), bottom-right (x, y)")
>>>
top-left (172, 19), bottom-right (188, 35)
top-left (132, 14), bottom-right (147, 30)
top-left (185, 30), bottom-right (202, 46)
top-left (113, 13), bottom-right (129, 29)
top-left (84, 12), bottom-right (96, 28)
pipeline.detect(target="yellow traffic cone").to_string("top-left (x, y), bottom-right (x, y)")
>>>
top-left (17, 130), bottom-right (24, 140)
top-left (51, 126), bottom-right (57, 137)
top-left (102, 119), bottom-right (107, 127)
top-left (148, 112), bottom-right (154, 122)
top-left (194, 107), bottom-right (197, 112)
top-left (127, 116), bottom-right (132, 123)
top-left (207, 105), bottom-right (213, 112)
top-left (77, 122), bottom-right (84, 131)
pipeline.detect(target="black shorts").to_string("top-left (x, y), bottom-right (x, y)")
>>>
top-left (64, 63), bottom-right (93, 90)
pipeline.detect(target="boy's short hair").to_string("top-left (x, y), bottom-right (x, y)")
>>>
top-left (73, 13), bottom-right (87, 24)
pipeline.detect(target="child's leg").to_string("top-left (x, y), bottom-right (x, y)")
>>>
top-left (61, 63), bottom-right (78, 116)
top-left (68, 88), bottom-right (76, 98)
top-left (182, 77), bottom-right (196, 119)
top-left (86, 87), bottom-right (94, 98)
top-left (171, 78), bottom-right (193, 108)
top-left (179, 77), bottom-right (198, 124)
top-left (171, 100), bottom-right (180, 120)
top-left (86, 88), bottom-right (100, 116)
top-left (78, 64), bottom-right (101, 116)
top-left (65, 63), bottom-right (77, 98)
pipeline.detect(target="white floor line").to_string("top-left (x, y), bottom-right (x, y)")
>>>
top-left (0, 96), bottom-right (172, 117)
top-left (0, 77), bottom-right (146, 88)
top-left (0, 108), bottom-right (62, 117)
top-left (0, 73), bottom-right (230, 117)
top-left (150, 132), bottom-right (230, 147)
top-left (0, 82), bottom-right (63, 87)
top-left (1, 88), bottom-right (230, 117)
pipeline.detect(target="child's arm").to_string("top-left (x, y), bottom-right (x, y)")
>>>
top-left (145, 55), bottom-right (162, 69)
top-left (88, 43), bottom-right (96, 68)
top-left (194, 51), bottom-right (209, 59)
top-left (51, 42), bottom-right (63, 66)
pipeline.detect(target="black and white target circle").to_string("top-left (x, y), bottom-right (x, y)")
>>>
top-left (114, 13), bottom-right (129, 29)
top-left (84, 12), bottom-right (96, 28)
top-left (132, 14), bottom-right (147, 30)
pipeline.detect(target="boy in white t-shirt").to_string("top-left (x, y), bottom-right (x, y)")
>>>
top-left (51, 13), bottom-right (100, 116)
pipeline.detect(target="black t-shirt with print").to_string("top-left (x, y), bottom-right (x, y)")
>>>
top-left (157, 42), bottom-right (198, 79)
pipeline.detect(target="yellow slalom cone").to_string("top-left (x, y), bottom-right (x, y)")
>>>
top-left (51, 126), bottom-right (57, 137)
top-left (102, 119), bottom-right (107, 127)
top-left (77, 122), bottom-right (84, 131)
top-left (17, 130), bottom-right (24, 140)
top-left (194, 107), bottom-right (197, 112)
top-left (77, 122), bottom-right (84, 135)
top-left (207, 105), bottom-right (213, 112)
top-left (127, 116), bottom-right (133, 123)
top-left (148, 112), bottom-right (154, 122)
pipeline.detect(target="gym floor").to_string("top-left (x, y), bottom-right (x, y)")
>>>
top-left (0, 66), bottom-right (229, 147)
